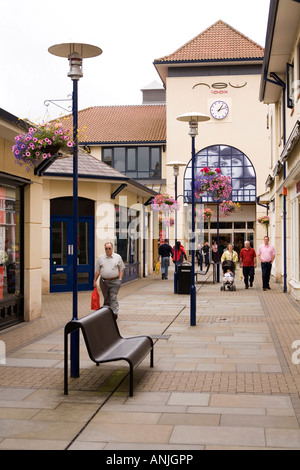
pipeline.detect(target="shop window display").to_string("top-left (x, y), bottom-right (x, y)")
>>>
top-left (0, 185), bottom-right (21, 303)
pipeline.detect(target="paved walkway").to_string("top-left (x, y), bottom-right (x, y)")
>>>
top-left (1, 266), bottom-right (300, 450)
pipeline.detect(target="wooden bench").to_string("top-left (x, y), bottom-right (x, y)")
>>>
top-left (64, 306), bottom-right (154, 397)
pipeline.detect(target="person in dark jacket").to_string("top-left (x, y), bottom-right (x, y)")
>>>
top-left (202, 241), bottom-right (210, 267)
top-left (158, 239), bottom-right (173, 279)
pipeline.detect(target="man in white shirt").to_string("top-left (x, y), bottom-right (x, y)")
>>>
top-left (257, 236), bottom-right (275, 291)
top-left (94, 242), bottom-right (125, 318)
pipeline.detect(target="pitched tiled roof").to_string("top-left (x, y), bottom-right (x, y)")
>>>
top-left (62, 105), bottom-right (166, 144)
top-left (155, 20), bottom-right (264, 63)
top-left (43, 150), bottom-right (158, 196)
top-left (44, 150), bottom-right (127, 179)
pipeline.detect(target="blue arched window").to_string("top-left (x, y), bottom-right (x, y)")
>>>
top-left (184, 144), bottom-right (256, 203)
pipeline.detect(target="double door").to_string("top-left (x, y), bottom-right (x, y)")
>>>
top-left (50, 216), bottom-right (94, 292)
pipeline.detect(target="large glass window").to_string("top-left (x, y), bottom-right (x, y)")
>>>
top-left (184, 145), bottom-right (256, 203)
top-left (115, 204), bottom-right (139, 264)
top-left (0, 184), bottom-right (22, 301)
top-left (102, 146), bottom-right (161, 179)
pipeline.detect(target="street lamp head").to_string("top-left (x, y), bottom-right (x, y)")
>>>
top-left (48, 43), bottom-right (102, 80)
top-left (166, 160), bottom-right (186, 177)
top-left (177, 112), bottom-right (210, 136)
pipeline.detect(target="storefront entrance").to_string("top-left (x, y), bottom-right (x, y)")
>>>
top-left (50, 216), bottom-right (94, 292)
top-left (50, 197), bottom-right (95, 293)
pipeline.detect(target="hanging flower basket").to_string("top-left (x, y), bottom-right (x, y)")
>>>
top-left (194, 167), bottom-right (232, 200)
top-left (163, 216), bottom-right (175, 227)
top-left (12, 121), bottom-right (74, 172)
top-left (196, 208), bottom-right (214, 223)
top-left (151, 193), bottom-right (180, 212)
top-left (220, 200), bottom-right (240, 216)
top-left (257, 215), bottom-right (270, 229)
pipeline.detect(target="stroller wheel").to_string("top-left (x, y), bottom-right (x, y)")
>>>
top-left (233, 285), bottom-right (236, 291)
top-left (220, 286), bottom-right (224, 291)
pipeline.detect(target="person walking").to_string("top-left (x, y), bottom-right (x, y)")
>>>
top-left (202, 241), bottom-right (210, 267)
top-left (211, 241), bottom-right (218, 264)
top-left (196, 243), bottom-right (203, 270)
top-left (158, 239), bottom-right (173, 279)
top-left (258, 235), bottom-right (275, 291)
top-left (93, 242), bottom-right (125, 319)
top-left (172, 241), bottom-right (187, 266)
top-left (239, 240), bottom-right (257, 289)
top-left (221, 243), bottom-right (239, 267)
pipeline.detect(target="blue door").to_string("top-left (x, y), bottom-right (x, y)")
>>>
top-left (50, 216), bottom-right (94, 292)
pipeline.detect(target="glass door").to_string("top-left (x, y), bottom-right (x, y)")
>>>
top-left (50, 216), bottom-right (94, 292)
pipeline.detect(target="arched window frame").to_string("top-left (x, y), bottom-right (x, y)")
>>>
top-left (184, 144), bottom-right (256, 203)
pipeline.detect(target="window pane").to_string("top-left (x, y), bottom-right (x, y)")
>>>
top-left (127, 149), bottom-right (136, 171)
top-left (136, 171), bottom-right (149, 179)
top-left (234, 222), bottom-right (246, 229)
top-left (150, 148), bottom-right (161, 178)
top-left (78, 222), bottom-right (88, 265)
top-left (114, 147), bottom-right (126, 172)
top-left (103, 148), bottom-right (112, 166)
top-left (51, 222), bottom-right (67, 265)
top-left (137, 147), bottom-right (149, 171)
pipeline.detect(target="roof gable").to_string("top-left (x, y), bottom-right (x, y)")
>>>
top-left (155, 20), bottom-right (264, 63)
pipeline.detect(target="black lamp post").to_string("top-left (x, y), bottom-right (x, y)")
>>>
top-left (48, 43), bottom-right (102, 378)
top-left (176, 113), bottom-right (210, 326)
top-left (166, 161), bottom-right (186, 294)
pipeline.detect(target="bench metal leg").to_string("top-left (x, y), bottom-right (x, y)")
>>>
top-left (129, 364), bottom-right (134, 397)
top-left (150, 347), bottom-right (154, 368)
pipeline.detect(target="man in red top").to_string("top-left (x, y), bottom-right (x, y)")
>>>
top-left (239, 240), bottom-right (257, 289)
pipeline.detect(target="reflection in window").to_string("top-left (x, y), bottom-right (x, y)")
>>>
top-left (184, 145), bottom-right (256, 203)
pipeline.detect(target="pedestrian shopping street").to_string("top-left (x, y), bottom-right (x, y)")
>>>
top-left (1, 267), bottom-right (300, 450)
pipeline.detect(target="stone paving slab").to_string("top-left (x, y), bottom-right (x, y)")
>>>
top-left (1, 270), bottom-right (300, 450)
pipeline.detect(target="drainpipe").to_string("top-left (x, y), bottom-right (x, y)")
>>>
top-left (264, 72), bottom-right (287, 293)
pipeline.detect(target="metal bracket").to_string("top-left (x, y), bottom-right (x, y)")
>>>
top-left (111, 184), bottom-right (127, 199)
top-left (44, 95), bottom-right (73, 113)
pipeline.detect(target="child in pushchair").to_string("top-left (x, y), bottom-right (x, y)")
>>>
top-left (220, 260), bottom-right (236, 291)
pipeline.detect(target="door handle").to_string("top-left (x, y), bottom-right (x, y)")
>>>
top-left (68, 245), bottom-right (73, 255)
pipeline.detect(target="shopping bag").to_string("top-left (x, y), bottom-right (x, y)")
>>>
top-left (155, 260), bottom-right (160, 275)
top-left (91, 287), bottom-right (100, 310)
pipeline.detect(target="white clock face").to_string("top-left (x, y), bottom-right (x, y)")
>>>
top-left (210, 101), bottom-right (229, 120)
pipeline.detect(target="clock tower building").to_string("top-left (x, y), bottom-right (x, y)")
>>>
top-left (154, 20), bottom-right (270, 254)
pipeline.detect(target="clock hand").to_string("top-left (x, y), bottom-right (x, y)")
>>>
top-left (218, 104), bottom-right (227, 112)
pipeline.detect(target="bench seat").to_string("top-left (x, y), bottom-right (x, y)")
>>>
top-left (64, 307), bottom-right (154, 396)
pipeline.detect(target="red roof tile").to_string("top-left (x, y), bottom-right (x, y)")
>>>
top-left (155, 20), bottom-right (264, 63)
top-left (62, 105), bottom-right (166, 144)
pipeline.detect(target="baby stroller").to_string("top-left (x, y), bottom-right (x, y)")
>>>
top-left (220, 259), bottom-right (236, 291)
